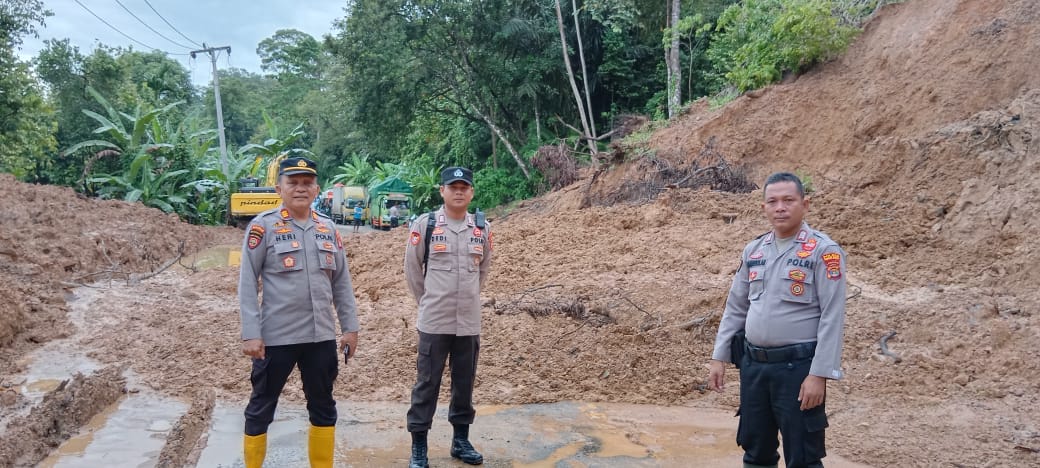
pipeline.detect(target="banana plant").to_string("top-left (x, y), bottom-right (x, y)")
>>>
top-left (403, 164), bottom-right (440, 211)
top-left (329, 153), bottom-right (377, 186)
top-left (65, 87), bottom-right (184, 162)
top-left (88, 150), bottom-right (189, 213)
top-left (66, 87), bottom-right (199, 215)
top-left (237, 110), bottom-right (313, 178)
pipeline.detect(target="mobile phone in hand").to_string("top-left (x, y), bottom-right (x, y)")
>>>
top-left (343, 344), bottom-right (351, 364)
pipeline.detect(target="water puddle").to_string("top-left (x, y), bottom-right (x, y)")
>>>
top-left (37, 391), bottom-right (187, 468)
top-left (182, 244), bottom-right (241, 269)
top-left (9, 288), bottom-right (103, 403)
top-left (193, 401), bottom-right (874, 467)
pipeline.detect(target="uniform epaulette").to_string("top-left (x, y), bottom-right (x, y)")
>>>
top-left (754, 231), bottom-right (770, 240)
top-left (811, 230), bottom-right (836, 245)
top-left (255, 207), bottom-right (281, 220)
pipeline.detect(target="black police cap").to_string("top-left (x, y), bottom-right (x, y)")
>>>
top-left (279, 157), bottom-right (318, 176)
top-left (441, 166), bottom-right (473, 185)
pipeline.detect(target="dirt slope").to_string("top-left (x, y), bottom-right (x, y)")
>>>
top-left (1, 0), bottom-right (1039, 467)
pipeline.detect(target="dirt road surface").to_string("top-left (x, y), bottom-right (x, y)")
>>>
top-left (1, 0), bottom-right (1039, 467)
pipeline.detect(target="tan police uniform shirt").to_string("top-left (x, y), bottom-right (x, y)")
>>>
top-left (239, 207), bottom-right (360, 346)
top-left (712, 222), bottom-right (847, 380)
top-left (404, 208), bottom-right (492, 336)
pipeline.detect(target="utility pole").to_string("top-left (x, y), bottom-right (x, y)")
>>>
top-left (190, 44), bottom-right (232, 176)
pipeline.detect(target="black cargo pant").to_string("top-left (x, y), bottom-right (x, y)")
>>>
top-left (737, 343), bottom-right (828, 468)
top-left (406, 331), bottom-right (480, 433)
top-left (244, 341), bottom-right (338, 436)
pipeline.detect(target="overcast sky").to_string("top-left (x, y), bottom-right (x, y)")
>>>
top-left (19, 0), bottom-right (348, 86)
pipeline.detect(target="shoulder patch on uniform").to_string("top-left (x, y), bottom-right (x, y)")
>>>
top-left (247, 225), bottom-right (265, 249)
top-left (410, 231), bottom-right (420, 246)
top-left (335, 230), bottom-right (343, 249)
top-left (822, 252), bottom-right (842, 280)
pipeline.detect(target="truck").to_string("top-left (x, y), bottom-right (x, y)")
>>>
top-left (365, 177), bottom-right (413, 230)
top-left (228, 154), bottom-right (285, 227)
top-left (328, 184), bottom-right (368, 224)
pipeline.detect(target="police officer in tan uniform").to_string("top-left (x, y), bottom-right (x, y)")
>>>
top-left (238, 157), bottom-right (360, 468)
top-left (708, 172), bottom-right (847, 468)
top-left (403, 166), bottom-right (492, 468)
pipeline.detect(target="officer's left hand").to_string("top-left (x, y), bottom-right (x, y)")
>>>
top-left (798, 375), bottom-right (827, 410)
top-left (339, 331), bottom-right (358, 359)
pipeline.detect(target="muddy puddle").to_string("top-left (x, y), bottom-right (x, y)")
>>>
top-left (37, 392), bottom-right (187, 468)
top-left (34, 398), bottom-right (872, 467)
top-left (184, 244), bottom-right (241, 269)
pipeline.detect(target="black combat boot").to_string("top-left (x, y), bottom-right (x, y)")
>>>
top-left (409, 431), bottom-right (429, 468)
top-left (450, 423), bottom-right (484, 465)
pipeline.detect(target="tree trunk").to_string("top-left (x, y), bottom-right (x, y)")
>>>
top-left (472, 105), bottom-right (530, 179)
top-left (491, 107), bottom-right (498, 168)
top-left (667, 0), bottom-right (681, 118)
top-left (572, 0), bottom-right (597, 140)
top-left (535, 99), bottom-right (542, 142)
top-left (553, 0), bottom-right (598, 160)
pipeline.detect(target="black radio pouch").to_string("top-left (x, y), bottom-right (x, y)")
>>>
top-left (730, 330), bottom-right (746, 369)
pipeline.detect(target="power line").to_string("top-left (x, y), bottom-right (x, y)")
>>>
top-left (73, 0), bottom-right (161, 52)
top-left (114, 0), bottom-right (193, 50)
top-left (142, 0), bottom-right (204, 48)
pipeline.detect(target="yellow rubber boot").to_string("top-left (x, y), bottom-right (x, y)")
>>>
top-left (243, 433), bottom-right (267, 468)
top-left (308, 425), bottom-right (336, 468)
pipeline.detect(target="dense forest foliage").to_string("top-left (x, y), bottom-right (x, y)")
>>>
top-left (1, 0), bottom-right (889, 225)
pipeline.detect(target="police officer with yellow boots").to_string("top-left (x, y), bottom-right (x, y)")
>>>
top-left (707, 172), bottom-right (847, 468)
top-left (403, 166), bottom-right (492, 467)
top-left (238, 157), bottom-right (360, 467)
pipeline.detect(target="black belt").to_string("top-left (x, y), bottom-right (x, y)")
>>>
top-left (745, 341), bottom-right (817, 363)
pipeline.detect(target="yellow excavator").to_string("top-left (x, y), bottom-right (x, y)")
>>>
top-left (228, 154), bottom-right (286, 227)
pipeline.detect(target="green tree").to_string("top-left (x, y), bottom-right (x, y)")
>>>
top-left (257, 29), bottom-right (325, 79)
top-left (0, 0), bottom-right (57, 179)
top-left (708, 0), bottom-right (857, 92)
top-left (199, 68), bottom-right (276, 147)
top-left (34, 41), bottom-right (195, 184)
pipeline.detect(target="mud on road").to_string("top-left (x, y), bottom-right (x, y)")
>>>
top-left (2, 0), bottom-right (1040, 466)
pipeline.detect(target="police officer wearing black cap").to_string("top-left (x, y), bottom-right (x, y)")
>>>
top-left (403, 166), bottom-right (492, 468)
top-left (238, 156), bottom-right (360, 468)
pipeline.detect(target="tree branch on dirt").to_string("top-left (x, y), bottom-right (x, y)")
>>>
top-left (587, 136), bottom-right (757, 207)
top-left (847, 284), bottom-right (862, 300)
top-left (532, 144), bottom-right (578, 191)
top-left (677, 315), bottom-right (712, 331)
top-left (879, 331), bottom-right (902, 363)
top-left (493, 284), bottom-right (614, 327)
top-left (69, 241), bottom-right (185, 286)
top-left (128, 241), bottom-right (185, 285)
